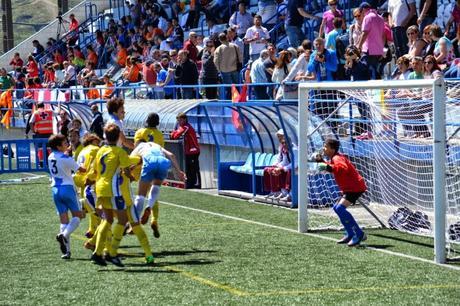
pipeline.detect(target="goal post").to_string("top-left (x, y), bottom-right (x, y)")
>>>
top-left (298, 78), bottom-right (448, 263)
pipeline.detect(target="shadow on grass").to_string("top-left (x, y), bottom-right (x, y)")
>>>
top-left (118, 245), bottom-right (142, 249)
top-left (364, 244), bottom-right (393, 249)
top-left (153, 249), bottom-right (218, 258)
top-left (117, 247), bottom-right (218, 258)
top-left (97, 268), bottom-right (177, 274)
top-left (124, 259), bottom-right (221, 268)
top-left (117, 249), bottom-right (218, 259)
top-left (155, 259), bottom-right (222, 267)
top-left (114, 259), bottom-right (222, 273)
top-left (370, 232), bottom-right (434, 249)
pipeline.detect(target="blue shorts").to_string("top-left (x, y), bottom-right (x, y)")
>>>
top-left (52, 185), bottom-right (80, 215)
top-left (140, 154), bottom-right (171, 182)
top-left (84, 185), bottom-right (96, 211)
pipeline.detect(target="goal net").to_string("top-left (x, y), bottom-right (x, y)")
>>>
top-left (298, 79), bottom-right (460, 263)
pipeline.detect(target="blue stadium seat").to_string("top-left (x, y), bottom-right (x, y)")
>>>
top-left (229, 152), bottom-right (260, 174)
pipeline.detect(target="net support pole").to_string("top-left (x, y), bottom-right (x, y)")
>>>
top-left (298, 89), bottom-right (309, 233)
top-left (433, 78), bottom-right (447, 264)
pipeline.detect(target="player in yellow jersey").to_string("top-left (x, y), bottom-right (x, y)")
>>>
top-left (74, 133), bottom-right (102, 239)
top-left (91, 123), bottom-right (136, 267)
top-left (69, 128), bottom-right (84, 160)
top-left (117, 155), bottom-right (157, 265)
top-left (134, 112), bottom-right (165, 147)
top-left (134, 113), bottom-right (165, 238)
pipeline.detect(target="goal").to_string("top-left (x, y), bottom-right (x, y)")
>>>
top-left (297, 78), bottom-right (460, 264)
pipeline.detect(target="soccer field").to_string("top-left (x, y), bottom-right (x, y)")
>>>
top-left (1, 174), bottom-right (460, 305)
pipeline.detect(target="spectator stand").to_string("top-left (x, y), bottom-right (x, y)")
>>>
top-left (35, 8), bottom-right (107, 69)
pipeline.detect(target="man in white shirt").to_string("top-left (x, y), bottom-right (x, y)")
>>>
top-left (244, 15), bottom-right (270, 61)
top-left (250, 49), bottom-right (270, 100)
top-left (62, 61), bottom-right (76, 87)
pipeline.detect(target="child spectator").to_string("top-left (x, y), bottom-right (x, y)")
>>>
top-left (263, 129), bottom-right (292, 201)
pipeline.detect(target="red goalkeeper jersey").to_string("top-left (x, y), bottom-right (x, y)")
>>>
top-left (327, 153), bottom-right (367, 193)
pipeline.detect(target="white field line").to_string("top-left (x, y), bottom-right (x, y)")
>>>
top-left (161, 201), bottom-right (460, 272)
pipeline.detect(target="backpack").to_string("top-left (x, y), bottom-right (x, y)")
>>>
top-left (448, 221), bottom-right (460, 241)
top-left (403, 210), bottom-right (431, 232)
top-left (388, 207), bottom-right (412, 230)
top-left (388, 207), bottom-right (431, 232)
top-left (335, 30), bottom-right (349, 62)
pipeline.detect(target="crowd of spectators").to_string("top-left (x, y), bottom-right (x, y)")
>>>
top-left (0, 0), bottom-right (458, 139)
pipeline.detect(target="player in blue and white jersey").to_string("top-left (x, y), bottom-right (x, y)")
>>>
top-left (48, 134), bottom-right (85, 259)
top-left (132, 141), bottom-right (186, 240)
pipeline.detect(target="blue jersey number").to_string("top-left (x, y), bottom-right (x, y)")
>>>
top-left (50, 159), bottom-right (58, 175)
top-left (100, 154), bottom-right (108, 175)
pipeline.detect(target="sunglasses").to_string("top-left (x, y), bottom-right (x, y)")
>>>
top-left (354, 14), bottom-right (361, 18)
top-left (407, 32), bottom-right (417, 35)
top-left (424, 61), bottom-right (434, 64)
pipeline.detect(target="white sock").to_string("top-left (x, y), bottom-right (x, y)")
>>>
top-left (147, 185), bottom-right (161, 209)
top-left (63, 217), bottom-right (80, 239)
top-left (134, 195), bottom-right (145, 216)
top-left (60, 223), bottom-right (67, 234)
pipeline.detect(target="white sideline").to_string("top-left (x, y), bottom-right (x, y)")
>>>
top-left (161, 201), bottom-right (460, 272)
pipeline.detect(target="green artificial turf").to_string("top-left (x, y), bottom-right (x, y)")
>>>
top-left (1, 177), bottom-right (459, 305)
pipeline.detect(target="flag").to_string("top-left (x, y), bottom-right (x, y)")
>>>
top-left (0, 90), bottom-right (13, 129)
top-left (231, 84), bottom-right (247, 132)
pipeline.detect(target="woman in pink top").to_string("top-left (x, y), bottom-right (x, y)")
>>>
top-left (319, 0), bottom-right (345, 38)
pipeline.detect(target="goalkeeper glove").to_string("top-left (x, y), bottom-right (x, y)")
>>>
top-left (309, 152), bottom-right (323, 162)
top-left (317, 163), bottom-right (328, 172)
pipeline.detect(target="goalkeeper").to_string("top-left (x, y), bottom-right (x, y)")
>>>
top-left (316, 138), bottom-right (367, 247)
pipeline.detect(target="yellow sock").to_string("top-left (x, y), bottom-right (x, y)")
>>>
top-left (104, 227), bottom-right (112, 254)
top-left (83, 202), bottom-right (100, 234)
top-left (87, 225), bottom-right (100, 246)
top-left (132, 225), bottom-right (152, 257)
top-left (94, 220), bottom-right (111, 256)
top-left (89, 213), bottom-right (101, 234)
top-left (109, 223), bottom-right (125, 257)
top-left (152, 201), bottom-right (159, 223)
